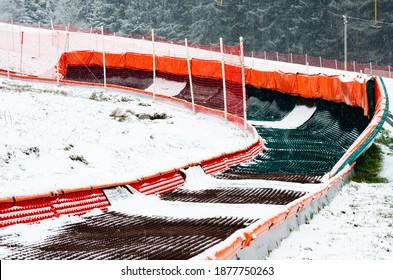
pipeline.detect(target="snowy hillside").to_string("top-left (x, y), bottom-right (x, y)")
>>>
top-left (0, 76), bottom-right (255, 197)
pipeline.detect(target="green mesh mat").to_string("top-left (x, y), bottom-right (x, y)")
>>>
top-left (246, 86), bottom-right (299, 121)
top-left (218, 96), bottom-right (369, 183)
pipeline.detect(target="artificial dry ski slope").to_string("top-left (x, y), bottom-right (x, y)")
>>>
top-left (0, 23), bottom-right (389, 260)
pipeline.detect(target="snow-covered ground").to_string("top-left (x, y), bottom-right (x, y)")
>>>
top-left (265, 77), bottom-right (393, 260)
top-left (266, 131), bottom-right (393, 260)
top-left (0, 76), bottom-right (255, 198)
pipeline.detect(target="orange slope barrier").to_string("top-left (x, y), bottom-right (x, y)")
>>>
top-left (198, 77), bottom-right (388, 260)
top-left (0, 189), bottom-right (110, 228)
top-left (246, 68), bottom-right (369, 115)
top-left (329, 76), bottom-right (388, 177)
top-left (59, 51), bottom-right (370, 115)
top-left (200, 163), bottom-right (354, 260)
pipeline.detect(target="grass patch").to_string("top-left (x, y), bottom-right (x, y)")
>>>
top-left (352, 143), bottom-right (388, 183)
top-left (375, 128), bottom-right (393, 151)
top-left (69, 154), bottom-right (88, 165)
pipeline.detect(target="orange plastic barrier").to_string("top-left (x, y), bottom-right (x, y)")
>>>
top-left (0, 189), bottom-right (110, 228)
top-left (59, 51), bottom-right (370, 115)
top-left (156, 56), bottom-right (188, 76)
top-left (246, 68), bottom-right (369, 115)
top-left (202, 163), bottom-right (354, 260)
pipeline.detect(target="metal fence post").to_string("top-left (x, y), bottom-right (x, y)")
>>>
top-left (152, 29), bottom-right (156, 101)
top-left (101, 26), bottom-right (107, 91)
top-left (240, 36), bottom-right (247, 130)
top-left (185, 38), bottom-right (195, 114)
top-left (6, 23), bottom-right (10, 78)
top-left (220, 37), bottom-right (228, 120)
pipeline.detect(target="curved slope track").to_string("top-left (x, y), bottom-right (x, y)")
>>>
top-left (0, 23), bottom-right (387, 259)
top-left (0, 76), bottom-right (375, 260)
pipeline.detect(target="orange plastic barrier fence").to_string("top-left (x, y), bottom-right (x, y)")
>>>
top-left (59, 51), bottom-right (370, 114)
top-left (204, 163), bottom-right (354, 260)
top-left (246, 69), bottom-right (369, 115)
top-left (0, 189), bottom-right (110, 228)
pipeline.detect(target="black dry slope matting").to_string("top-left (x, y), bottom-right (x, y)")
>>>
top-left (160, 187), bottom-right (306, 205)
top-left (216, 97), bottom-right (370, 183)
top-left (2, 212), bottom-right (256, 260)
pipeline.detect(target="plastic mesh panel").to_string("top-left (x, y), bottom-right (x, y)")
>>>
top-left (160, 187), bottom-right (306, 205)
top-left (246, 86), bottom-right (299, 121)
top-left (221, 93), bottom-right (370, 183)
top-left (2, 212), bottom-right (256, 260)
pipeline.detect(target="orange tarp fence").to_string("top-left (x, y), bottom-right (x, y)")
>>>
top-left (58, 51), bottom-right (369, 114)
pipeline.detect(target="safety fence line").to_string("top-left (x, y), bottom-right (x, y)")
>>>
top-left (329, 77), bottom-right (389, 177)
top-left (193, 77), bottom-right (389, 260)
top-left (2, 21), bottom-right (391, 79)
top-left (58, 50), bottom-right (388, 180)
top-left (246, 51), bottom-right (393, 80)
top-left (59, 51), bottom-right (372, 117)
top-left (0, 70), bottom-right (264, 228)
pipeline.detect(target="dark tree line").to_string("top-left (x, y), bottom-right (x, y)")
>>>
top-left (1, 0), bottom-right (393, 65)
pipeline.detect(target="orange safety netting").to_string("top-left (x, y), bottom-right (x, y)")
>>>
top-left (246, 68), bottom-right (369, 115)
top-left (58, 51), bottom-right (370, 115)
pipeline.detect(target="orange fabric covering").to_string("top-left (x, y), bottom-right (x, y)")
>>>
top-left (224, 64), bottom-right (242, 83)
top-left (124, 52), bottom-right (152, 71)
top-left (156, 56), bottom-right (188, 76)
top-left (190, 58), bottom-right (222, 80)
top-left (58, 51), bottom-right (369, 113)
top-left (246, 68), bottom-right (369, 112)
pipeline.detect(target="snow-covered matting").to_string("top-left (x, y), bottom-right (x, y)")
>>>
top-left (247, 104), bottom-right (317, 129)
top-left (145, 78), bottom-right (187, 97)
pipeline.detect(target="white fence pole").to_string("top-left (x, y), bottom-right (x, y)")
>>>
top-left (11, 20), bottom-right (15, 51)
top-left (290, 53), bottom-right (293, 64)
top-left (343, 15), bottom-right (348, 71)
top-left (50, 19), bottom-right (55, 47)
top-left (152, 29), bottom-right (156, 101)
top-left (276, 52), bottom-right (279, 61)
top-left (185, 38), bottom-right (195, 114)
top-left (38, 22), bottom-right (41, 57)
top-left (56, 31), bottom-right (59, 86)
top-left (305, 54), bottom-right (308, 65)
top-left (65, 24), bottom-right (70, 52)
top-left (240, 36), bottom-right (247, 130)
top-left (112, 33), bottom-right (116, 52)
top-left (319, 56), bottom-right (322, 67)
top-left (19, 27), bottom-right (23, 73)
top-left (6, 23), bottom-right (10, 78)
top-left (335, 59), bottom-right (338, 70)
top-left (89, 27), bottom-right (92, 49)
top-left (353, 61), bottom-right (356, 72)
top-left (220, 37), bottom-right (228, 120)
top-left (101, 26), bottom-right (107, 91)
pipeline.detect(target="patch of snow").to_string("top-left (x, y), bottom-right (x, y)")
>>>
top-left (182, 166), bottom-right (322, 193)
top-left (145, 78), bottom-right (186, 97)
top-left (247, 104), bottom-right (317, 129)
